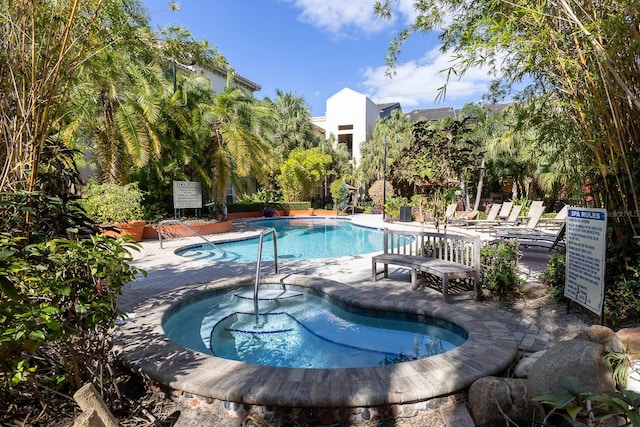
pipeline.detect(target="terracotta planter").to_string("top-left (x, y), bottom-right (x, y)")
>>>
top-left (313, 209), bottom-right (337, 216)
top-left (289, 209), bottom-right (314, 216)
top-left (226, 211), bottom-right (262, 220)
top-left (102, 220), bottom-right (146, 242)
top-left (143, 220), bottom-right (233, 240)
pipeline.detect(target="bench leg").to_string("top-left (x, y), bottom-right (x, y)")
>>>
top-left (473, 277), bottom-right (482, 301)
top-left (372, 260), bottom-right (377, 282)
top-left (442, 277), bottom-right (448, 303)
top-left (411, 269), bottom-right (418, 290)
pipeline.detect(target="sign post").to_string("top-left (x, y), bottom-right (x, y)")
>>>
top-left (172, 181), bottom-right (202, 218)
top-left (564, 207), bottom-right (607, 316)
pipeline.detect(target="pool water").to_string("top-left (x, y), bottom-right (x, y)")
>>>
top-left (163, 287), bottom-right (467, 369)
top-left (177, 218), bottom-right (384, 262)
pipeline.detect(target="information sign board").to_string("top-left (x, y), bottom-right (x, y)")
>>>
top-left (564, 207), bottom-right (607, 315)
top-left (172, 181), bottom-right (202, 209)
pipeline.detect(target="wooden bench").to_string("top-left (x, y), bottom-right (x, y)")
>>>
top-left (372, 228), bottom-right (482, 302)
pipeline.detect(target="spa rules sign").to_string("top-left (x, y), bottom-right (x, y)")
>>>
top-left (564, 207), bottom-right (607, 315)
top-left (172, 180), bottom-right (202, 210)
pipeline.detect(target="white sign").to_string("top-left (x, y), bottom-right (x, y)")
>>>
top-left (172, 181), bottom-right (202, 209)
top-left (564, 207), bottom-right (607, 315)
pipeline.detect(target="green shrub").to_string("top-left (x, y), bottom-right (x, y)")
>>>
top-left (384, 196), bottom-right (409, 220)
top-left (540, 248), bottom-right (566, 301)
top-left (281, 201), bottom-right (311, 210)
top-left (237, 189), bottom-right (283, 204)
top-left (80, 181), bottom-right (145, 224)
top-left (330, 178), bottom-right (349, 209)
top-left (534, 376), bottom-right (640, 425)
top-left (480, 241), bottom-right (523, 298)
top-left (607, 276), bottom-right (640, 325)
top-left (512, 196), bottom-right (532, 215)
top-left (226, 202), bottom-right (264, 213)
top-left (0, 232), bottom-right (143, 405)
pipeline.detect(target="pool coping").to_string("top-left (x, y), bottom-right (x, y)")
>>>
top-left (113, 273), bottom-right (518, 408)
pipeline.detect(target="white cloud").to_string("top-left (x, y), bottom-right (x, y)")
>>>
top-left (285, 0), bottom-right (498, 110)
top-left (361, 47), bottom-right (495, 109)
top-left (285, 0), bottom-right (394, 35)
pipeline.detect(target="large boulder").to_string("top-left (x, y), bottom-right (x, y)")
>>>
top-left (582, 325), bottom-right (623, 352)
top-left (467, 377), bottom-right (542, 425)
top-left (513, 350), bottom-right (547, 378)
top-left (527, 339), bottom-right (615, 399)
top-left (616, 327), bottom-right (640, 358)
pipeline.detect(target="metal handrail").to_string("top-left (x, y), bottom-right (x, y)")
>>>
top-left (338, 204), bottom-right (355, 215)
top-left (254, 228), bottom-right (278, 314)
top-left (157, 219), bottom-right (214, 249)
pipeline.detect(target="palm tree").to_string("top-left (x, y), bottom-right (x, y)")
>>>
top-left (66, 59), bottom-right (169, 183)
top-left (189, 84), bottom-right (274, 201)
top-left (358, 109), bottom-right (413, 186)
top-left (264, 90), bottom-right (317, 166)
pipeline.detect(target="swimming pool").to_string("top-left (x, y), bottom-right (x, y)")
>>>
top-left (114, 274), bottom-right (519, 417)
top-left (163, 286), bottom-right (467, 369)
top-left (176, 217), bottom-right (384, 261)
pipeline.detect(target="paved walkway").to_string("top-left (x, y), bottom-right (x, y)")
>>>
top-left (115, 214), bottom-right (562, 425)
top-left (121, 214), bottom-right (555, 354)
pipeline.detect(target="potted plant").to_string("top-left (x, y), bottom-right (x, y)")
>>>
top-left (80, 181), bottom-right (146, 242)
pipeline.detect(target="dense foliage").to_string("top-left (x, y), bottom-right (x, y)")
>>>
top-left (540, 249), bottom-right (567, 302)
top-left (80, 182), bottom-right (145, 224)
top-left (277, 148), bottom-right (332, 202)
top-left (480, 241), bottom-right (523, 298)
top-left (377, 0), bottom-right (640, 325)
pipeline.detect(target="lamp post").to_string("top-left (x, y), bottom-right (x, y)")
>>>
top-left (382, 137), bottom-right (388, 219)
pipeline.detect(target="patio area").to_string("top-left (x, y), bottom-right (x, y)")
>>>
top-left (115, 214), bottom-right (577, 425)
top-left (120, 214), bottom-right (560, 352)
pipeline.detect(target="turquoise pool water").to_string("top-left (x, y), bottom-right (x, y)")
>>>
top-left (176, 218), bottom-right (384, 262)
top-left (163, 286), bottom-right (467, 369)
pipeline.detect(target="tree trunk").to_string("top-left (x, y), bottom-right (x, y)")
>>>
top-left (473, 159), bottom-right (486, 211)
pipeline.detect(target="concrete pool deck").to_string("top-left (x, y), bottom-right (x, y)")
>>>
top-left (120, 214), bottom-right (555, 353)
top-left (114, 214), bottom-right (557, 422)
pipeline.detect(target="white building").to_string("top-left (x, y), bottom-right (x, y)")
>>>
top-left (311, 88), bottom-right (400, 166)
top-left (178, 63), bottom-right (261, 95)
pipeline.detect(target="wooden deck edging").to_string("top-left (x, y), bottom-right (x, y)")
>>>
top-left (372, 228), bottom-right (482, 302)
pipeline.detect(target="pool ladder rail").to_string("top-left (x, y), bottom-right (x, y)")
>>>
top-left (254, 227), bottom-right (278, 315)
top-left (157, 219), bottom-right (217, 249)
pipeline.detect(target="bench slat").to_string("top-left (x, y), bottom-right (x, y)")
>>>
top-left (373, 228), bottom-right (481, 302)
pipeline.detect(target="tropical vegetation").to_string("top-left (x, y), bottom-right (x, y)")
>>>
top-left (375, 0), bottom-right (640, 324)
top-left (3, 0), bottom-right (640, 423)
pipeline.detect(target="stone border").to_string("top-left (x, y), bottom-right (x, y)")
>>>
top-left (113, 274), bottom-right (518, 409)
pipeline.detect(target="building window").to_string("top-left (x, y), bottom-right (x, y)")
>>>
top-left (338, 124), bottom-right (353, 130)
top-left (226, 186), bottom-right (235, 204)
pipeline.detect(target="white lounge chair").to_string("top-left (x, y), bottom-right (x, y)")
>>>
top-left (537, 205), bottom-right (568, 229)
top-left (497, 201), bottom-right (513, 220)
top-left (437, 202), bottom-right (458, 231)
top-left (493, 222), bottom-right (567, 251)
top-left (460, 203), bottom-right (502, 229)
top-left (492, 202), bottom-right (546, 235)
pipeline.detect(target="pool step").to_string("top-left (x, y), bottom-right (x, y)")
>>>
top-left (233, 289), bottom-right (304, 301)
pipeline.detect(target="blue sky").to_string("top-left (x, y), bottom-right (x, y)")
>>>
top-left (142, 0), bottom-right (494, 117)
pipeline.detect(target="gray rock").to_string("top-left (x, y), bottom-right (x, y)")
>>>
top-left (527, 339), bottom-right (615, 399)
top-left (520, 282), bottom-right (549, 300)
top-left (513, 350), bottom-right (547, 378)
top-left (582, 325), bottom-right (624, 353)
top-left (616, 327), bottom-right (640, 357)
top-left (467, 376), bottom-right (542, 425)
